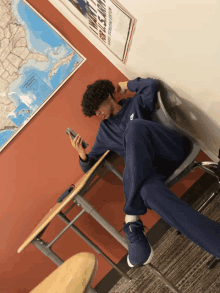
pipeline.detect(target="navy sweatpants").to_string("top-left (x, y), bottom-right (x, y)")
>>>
top-left (122, 119), bottom-right (220, 259)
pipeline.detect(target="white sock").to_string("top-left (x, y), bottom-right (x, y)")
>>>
top-left (125, 215), bottom-right (139, 224)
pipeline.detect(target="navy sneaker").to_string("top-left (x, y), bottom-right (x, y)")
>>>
top-left (123, 219), bottom-right (154, 267)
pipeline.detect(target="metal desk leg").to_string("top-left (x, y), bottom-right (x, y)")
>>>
top-left (31, 238), bottom-right (63, 266)
top-left (103, 160), bottom-right (123, 181)
top-left (32, 226), bottom-right (130, 280)
top-left (57, 212), bottom-right (131, 281)
top-left (74, 195), bottom-right (128, 249)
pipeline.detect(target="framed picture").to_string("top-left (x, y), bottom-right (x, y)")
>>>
top-left (0, 0), bottom-right (86, 152)
top-left (49, 0), bottom-right (136, 63)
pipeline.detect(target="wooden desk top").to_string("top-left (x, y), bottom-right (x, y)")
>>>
top-left (18, 150), bottom-right (110, 253)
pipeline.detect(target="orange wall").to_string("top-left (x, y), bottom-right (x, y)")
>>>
top-left (0, 0), bottom-right (131, 291)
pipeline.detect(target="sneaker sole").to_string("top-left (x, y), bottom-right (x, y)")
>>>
top-left (127, 245), bottom-right (154, 268)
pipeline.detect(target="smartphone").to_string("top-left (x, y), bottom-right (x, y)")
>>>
top-left (66, 127), bottom-right (89, 149)
top-left (57, 185), bottom-right (75, 203)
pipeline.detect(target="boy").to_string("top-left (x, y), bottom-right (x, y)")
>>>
top-left (69, 77), bottom-right (220, 267)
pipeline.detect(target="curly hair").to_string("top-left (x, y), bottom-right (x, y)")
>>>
top-left (81, 79), bottom-right (115, 117)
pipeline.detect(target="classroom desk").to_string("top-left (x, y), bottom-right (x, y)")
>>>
top-left (18, 150), bottom-right (181, 293)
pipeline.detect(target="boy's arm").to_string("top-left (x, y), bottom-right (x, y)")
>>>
top-left (68, 127), bottom-right (112, 173)
top-left (127, 77), bottom-right (159, 93)
top-left (79, 151), bottom-right (88, 162)
top-left (127, 77), bottom-right (159, 112)
top-left (116, 82), bottom-right (128, 94)
top-left (79, 132), bottom-right (111, 173)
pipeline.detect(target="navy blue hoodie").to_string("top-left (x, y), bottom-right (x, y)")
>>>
top-left (79, 77), bottom-right (160, 173)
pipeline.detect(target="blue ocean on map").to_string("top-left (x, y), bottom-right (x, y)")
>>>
top-left (0, 0), bottom-right (83, 148)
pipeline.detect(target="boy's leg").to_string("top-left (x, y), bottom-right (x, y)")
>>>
top-left (122, 118), bottom-right (190, 266)
top-left (140, 176), bottom-right (220, 259)
top-left (125, 215), bottom-right (139, 223)
top-left (122, 118), bottom-right (220, 264)
top-left (122, 118), bottom-right (189, 216)
top-left (123, 217), bottom-right (154, 267)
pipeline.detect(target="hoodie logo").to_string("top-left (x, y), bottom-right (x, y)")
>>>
top-left (130, 113), bottom-right (134, 120)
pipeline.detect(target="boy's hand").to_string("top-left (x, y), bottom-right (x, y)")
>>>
top-left (69, 133), bottom-right (85, 155)
top-left (115, 81), bottom-right (128, 94)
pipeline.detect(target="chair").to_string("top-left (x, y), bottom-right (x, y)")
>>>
top-left (30, 252), bottom-right (97, 293)
top-left (151, 90), bottom-right (220, 268)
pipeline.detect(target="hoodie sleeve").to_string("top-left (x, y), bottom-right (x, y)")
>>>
top-left (79, 128), bottom-right (114, 173)
top-left (127, 77), bottom-right (160, 113)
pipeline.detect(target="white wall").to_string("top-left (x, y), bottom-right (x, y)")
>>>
top-left (50, 0), bottom-right (220, 162)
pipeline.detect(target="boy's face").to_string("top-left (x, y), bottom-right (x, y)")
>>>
top-left (95, 96), bottom-right (114, 120)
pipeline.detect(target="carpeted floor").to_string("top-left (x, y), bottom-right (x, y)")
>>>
top-left (107, 179), bottom-right (220, 293)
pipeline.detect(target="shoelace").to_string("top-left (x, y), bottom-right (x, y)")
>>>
top-left (124, 222), bottom-right (148, 243)
top-left (119, 222), bottom-right (147, 233)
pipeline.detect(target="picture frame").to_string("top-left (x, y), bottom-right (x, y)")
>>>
top-left (49, 0), bottom-right (136, 63)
